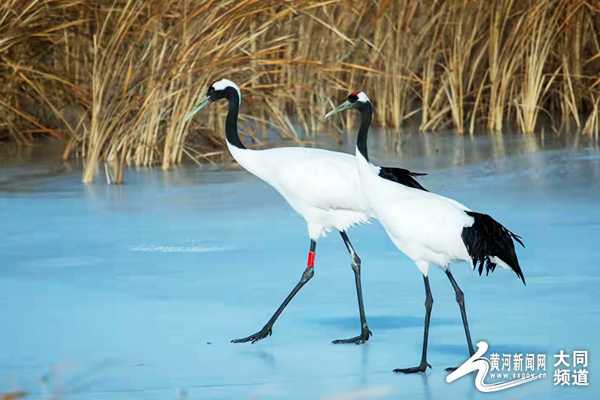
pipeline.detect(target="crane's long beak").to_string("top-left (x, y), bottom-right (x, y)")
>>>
top-left (325, 100), bottom-right (352, 119)
top-left (183, 95), bottom-right (211, 123)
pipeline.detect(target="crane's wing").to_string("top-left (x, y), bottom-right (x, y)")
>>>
top-left (255, 147), bottom-right (370, 212)
top-left (377, 166), bottom-right (428, 191)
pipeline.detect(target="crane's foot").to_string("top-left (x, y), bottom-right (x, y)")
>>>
top-left (231, 327), bottom-right (272, 344)
top-left (332, 328), bottom-right (372, 345)
top-left (394, 362), bottom-right (431, 374)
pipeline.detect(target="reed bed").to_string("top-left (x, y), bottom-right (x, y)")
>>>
top-left (0, 0), bottom-right (599, 182)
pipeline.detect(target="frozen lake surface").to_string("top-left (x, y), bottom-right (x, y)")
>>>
top-left (1, 132), bottom-right (599, 399)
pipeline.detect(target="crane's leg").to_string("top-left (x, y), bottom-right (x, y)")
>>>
top-left (333, 231), bottom-right (372, 345)
top-left (231, 240), bottom-right (316, 344)
top-left (394, 275), bottom-right (433, 373)
top-left (444, 270), bottom-right (475, 371)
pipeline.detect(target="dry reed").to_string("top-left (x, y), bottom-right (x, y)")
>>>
top-left (0, 0), bottom-right (599, 182)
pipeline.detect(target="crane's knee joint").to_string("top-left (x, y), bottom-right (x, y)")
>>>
top-left (301, 267), bottom-right (314, 282)
top-left (455, 290), bottom-right (464, 306)
top-left (351, 255), bottom-right (361, 274)
top-left (425, 294), bottom-right (434, 309)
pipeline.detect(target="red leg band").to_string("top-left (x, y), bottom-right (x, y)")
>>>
top-left (307, 251), bottom-right (315, 268)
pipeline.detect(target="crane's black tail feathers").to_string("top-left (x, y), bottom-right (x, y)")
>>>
top-left (461, 211), bottom-right (526, 285)
top-left (378, 167), bottom-right (428, 191)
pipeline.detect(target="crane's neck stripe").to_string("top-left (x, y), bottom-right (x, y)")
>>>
top-left (356, 102), bottom-right (372, 161)
top-left (225, 89), bottom-right (245, 149)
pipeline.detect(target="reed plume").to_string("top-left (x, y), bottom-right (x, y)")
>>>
top-left (0, 0), bottom-right (598, 182)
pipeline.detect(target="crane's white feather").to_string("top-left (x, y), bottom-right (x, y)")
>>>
top-left (229, 142), bottom-right (376, 240)
top-left (489, 256), bottom-right (511, 270)
top-left (356, 92), bottom-right (370, 103)
top-left (212, 79), bottom-right (241, 106)
top-left (355, 147), bottom-right (473, 274)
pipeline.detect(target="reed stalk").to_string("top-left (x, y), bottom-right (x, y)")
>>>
top-left (0, 0), bottom-right (599, 181)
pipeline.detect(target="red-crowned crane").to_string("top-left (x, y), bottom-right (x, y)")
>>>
top-left (184, 80), bottom-right (427, 345)
top-left (326, 92), bottom-right (525, 372)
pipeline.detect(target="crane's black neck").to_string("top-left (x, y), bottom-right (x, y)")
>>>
top-left (356, 102), bottom-right (372, 161)
top-left (224, 89), bottom-right (246, 149)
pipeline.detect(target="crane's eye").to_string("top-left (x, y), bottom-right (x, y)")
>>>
top-left (208, 86), bottom-right (215, 93)
top-left (348, 94), bottom-right (359, 103)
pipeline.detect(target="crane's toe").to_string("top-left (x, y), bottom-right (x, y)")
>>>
top-left (231, 327), bottom-right (273, 344)
top-left (393, 362), bottom-right (431, 374)
top-left (332, 328), bottom-right (372, 345)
